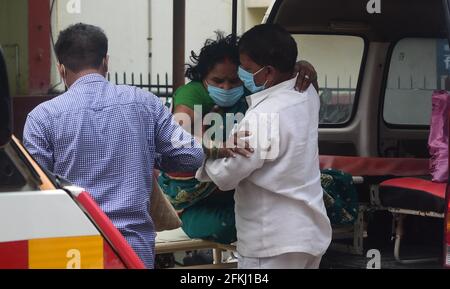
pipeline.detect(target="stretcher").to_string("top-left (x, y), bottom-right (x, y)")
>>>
top-left (373, 178), bottom-right (446, 263)
top-left (321, 155), bottom-right (446, 263)
top-left (156, 228), bottom-right (237, 269)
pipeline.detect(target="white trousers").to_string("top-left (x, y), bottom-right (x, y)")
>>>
top-left (238, 252), bottom-right (322, 269)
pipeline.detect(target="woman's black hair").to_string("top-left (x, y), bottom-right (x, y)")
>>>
top-left (185, 32), bottom-right (239, 82)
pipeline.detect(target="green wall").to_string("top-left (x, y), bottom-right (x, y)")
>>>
top-left (0, 0), bottom-right (28, 96)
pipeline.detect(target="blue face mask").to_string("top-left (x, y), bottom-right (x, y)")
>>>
top-left (206, 83), bottom-right (245, 108)
top-left (238, 66), bottom-right (267, 94)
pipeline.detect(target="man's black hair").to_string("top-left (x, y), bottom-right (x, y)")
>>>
top-left (55, 23), bottom-right (108, 73)
top-left (238, 24), bottom-right (297, 73)
top-left (185, 32), bottom-right (239, 82)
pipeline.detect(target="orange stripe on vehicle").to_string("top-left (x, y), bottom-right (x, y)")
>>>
top-left (29, 236), bottom-right (103, 269)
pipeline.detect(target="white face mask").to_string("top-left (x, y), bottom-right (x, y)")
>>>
top-left (238, 66), bottom-right (268, 93)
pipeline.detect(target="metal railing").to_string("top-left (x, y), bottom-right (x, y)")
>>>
top-left (107, 72), bottom-right (174, 106)
top-left (318, 73), bottom-right (444, 125)
top-left (389, 75), bottom-right (442, 91)
top-left (109, 72), bottom-right (360, 124)
top-left (319, 75), bottom-right (357, 124)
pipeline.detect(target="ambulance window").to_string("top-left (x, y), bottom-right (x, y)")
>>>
top-left (383, 38), bottom-right (447, 126)
top-left (291, 35), bottom-right (365, 125)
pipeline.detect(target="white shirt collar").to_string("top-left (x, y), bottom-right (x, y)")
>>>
top-left (246, 75), bottom-right (298, 109)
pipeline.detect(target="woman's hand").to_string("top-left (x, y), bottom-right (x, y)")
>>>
top-left (206, 131), bottom-right (254, 159)
top-left (224, 131), bottom-right (254, 158)
top-left (295, 60), bottom-right (319, 92)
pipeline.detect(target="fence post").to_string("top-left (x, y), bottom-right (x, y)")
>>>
top-left (337, 76), bottom-right (340, 106)
top-left (165, 73), bottom-right (171, 108)
top-left (148, 73), bottom-right (151, 92)
top-left (157, 74), bottom-right (161, 96)
top-left (349, 76), bottom-right (352, 101)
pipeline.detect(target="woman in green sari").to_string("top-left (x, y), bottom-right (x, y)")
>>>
top-left (158, 33), bottom-right (318, 244)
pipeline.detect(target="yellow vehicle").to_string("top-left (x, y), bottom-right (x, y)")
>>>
top-left (0, 49), bottom-right (145, 269)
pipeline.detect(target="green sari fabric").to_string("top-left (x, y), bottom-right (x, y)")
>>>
top-left (180, 191), bottom-right (237, 244)
top-left (157, 173), bottom-right (218, 211)
top-left (158, 168), bottom-right (359, 244)
top-left (321, 169), bottom-right (359, 225)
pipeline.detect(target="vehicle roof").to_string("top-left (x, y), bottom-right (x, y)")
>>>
top-left (270, 0), bottom-right (447, 41)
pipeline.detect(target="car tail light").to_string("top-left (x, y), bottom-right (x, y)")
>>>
top-left (66, 186), bottom-right (146, 269)
top-left (0, 239), bottom-right (127, 269)
top-left (103, 240), bottom-right (127, 269)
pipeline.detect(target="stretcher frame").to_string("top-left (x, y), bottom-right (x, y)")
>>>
top-left (156, 228), bottom-right (237, 269)
top-left (370, 185), bottom-right (444, 264)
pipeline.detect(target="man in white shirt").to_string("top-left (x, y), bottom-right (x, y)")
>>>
top-left (196, 24), bottom-right (332, 269)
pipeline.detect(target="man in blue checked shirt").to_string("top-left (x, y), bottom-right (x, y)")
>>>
top-left (23, 23), bottom-right (204, 268)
